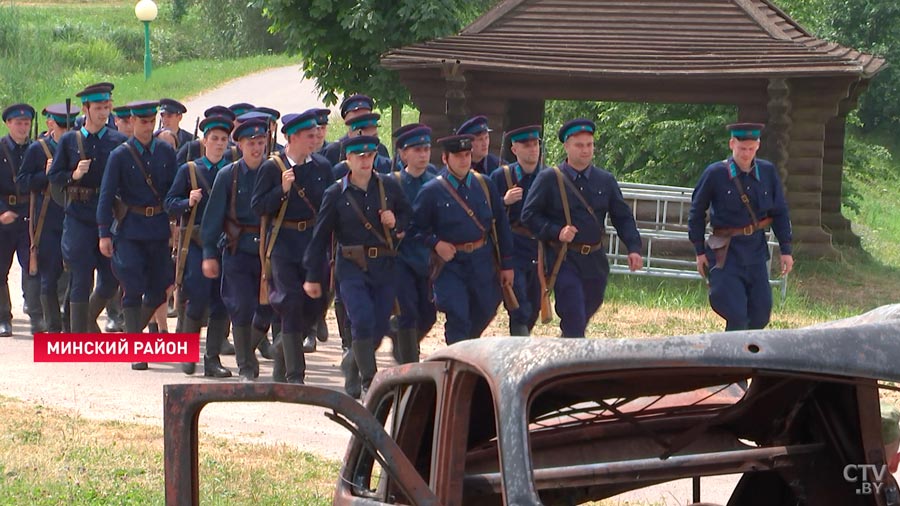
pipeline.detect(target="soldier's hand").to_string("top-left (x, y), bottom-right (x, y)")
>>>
top-left (696, 254), bottom-right (709, 278)
top-left (73, 159), bottom-right (91, 180)
top-left (188, 188), bottom-right (203, 207)
top-left (627, 252), bottom-right (643, 272)
top-left (503, 186), bottom-right (523, 206)
top-left (780, 254), bottom-right (794, 276)
top-left (202, 258), bottom-right (219, 279)
top-left (435, 241), bottom-right (456, 262)
top-left (379, 210), bottom-right (395, 229)
top-left (303, 281), bottom-right (322, 299)
top-left (99, 237), bottom-right (113, 258)
top-left (45, 158), bottom-right (53, 173)
top-left (558, 225), bottom-right (578, 243)
top-left (0, 211), bottom-right (18, 225)
top-left (281, 168), bottom-right (295, 194)
top-left (500, 269), bottom-right (514, 287)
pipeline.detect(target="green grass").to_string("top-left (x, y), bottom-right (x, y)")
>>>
top-left (0, 396), bottom-right (338, 505)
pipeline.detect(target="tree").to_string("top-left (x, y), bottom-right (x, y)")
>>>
top-left (257, 0), bottom-right (496, 129)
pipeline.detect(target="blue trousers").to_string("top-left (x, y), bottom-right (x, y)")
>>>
top-left (0, 219), bottom-right (31, 321)
top-left (112, 236), bottom-right (173, 309)
top-left (509, 261), bottom-right (541, 330)
top-left (340, 274), bottom-right (395, 343)
top-left (181, 244), bottom-right (226, 321)
top-left (61, 215), bottom-right (118, 303)
top-left (554, 261), bottom-right (607, 338)
top-left (269, 255), bottom-right (325, 334)
top-left (395, 260), bottom-right (436, 336)
top-left (708, 258), bottom-right (772, 331)
top-left (36, 227), bottom-right (65, 296)
top-left (433, 249), bottom-right (500, 345)
top-left (220, 249), bottom-right (272, 328)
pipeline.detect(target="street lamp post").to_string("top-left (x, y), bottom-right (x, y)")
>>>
top-left (134, 0), bottom-right (158, 81)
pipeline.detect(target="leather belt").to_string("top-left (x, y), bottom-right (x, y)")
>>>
top-left (713, 217), bottom-right (773, 237)
top-left (342, 245), bottom-right (397, 259)
top-left (128, 205), bottom-right (164, 217)
top-left (551, 240), bottom-right (603, 255)
top-left (282, 218), bottom-right (314, 232)
top-left (451, 237), bottom-right (486, 253)
top-left (511, 224), bottom-right (534, 238)
top-left (2, 194), bottom-right (28, 206)
top-left (66, 186), bottom-right (97, 201)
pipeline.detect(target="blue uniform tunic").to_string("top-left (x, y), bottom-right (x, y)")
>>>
top-left (688, 157), bottom-right (792, 331)
top-left (164, 156), bottom-right (228, 321)
top-left (490, 162), bottom-right (543, 331)
top-left (410, 170), bottom-right (514, 344)
top-left (521, 162), bottom-right (642, 337)
top-left (392, 169), bottom-right (437, 336)
top-left (47, 126), bottom-right (127, 302)
top-left (0, 134), bottom-right (33, 322)
top-left (17, 137), bottom-right (65, 296)
top-left (473, 153), bottom-right (503, 175)
top-left (97, 137), bottom-right (177, 309)
top-left (251, 152), bottom-right (333, 334)
top-left (304, 173), bottom-right (411, 342)
top-left (200, 159), bottom-right (272, 328)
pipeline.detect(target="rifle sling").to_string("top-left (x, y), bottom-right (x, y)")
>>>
top-left (123, 142), bottom-right (163, 204)
top-left (31, 139), bottom-right (55, 248)
top-left (342, 174), bottom-right (391, 248)
top-left (175, 162), bottom-right (199, 286)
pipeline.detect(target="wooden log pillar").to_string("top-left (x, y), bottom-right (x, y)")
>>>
top-left (782, 77), bottom-right (853, 258)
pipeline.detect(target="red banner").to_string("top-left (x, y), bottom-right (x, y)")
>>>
top-left (34, 333), bottom-right (200, 362)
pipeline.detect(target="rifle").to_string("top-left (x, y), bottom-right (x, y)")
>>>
top-left (174, 162), bottom-right (199, 289)
top-left (471, 174), bottom-right (518, 311)
top-left (258, 215), bottom-right (270, 305)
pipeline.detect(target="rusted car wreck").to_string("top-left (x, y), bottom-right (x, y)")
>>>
top-left (165, 313), bottom-right (900, 505)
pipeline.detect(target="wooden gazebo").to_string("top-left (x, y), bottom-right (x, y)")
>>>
top-left (381, 0), bottom-right (886, 257)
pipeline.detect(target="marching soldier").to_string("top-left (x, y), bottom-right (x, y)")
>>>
top-left (97, 100), bottom-right (177, 369)
top-left (392, 125), bottom-right (437, 362)
top-left (48, 83), bottom-right (128, 333)
top-left (688, 123), bottom-right (794, 331)
top-left (252, 107), bottom-right (284, 154)
top-left (157, 98), bottom-right (195, 148)
top-left (490, 125), bottom-right (544, 336)
top-left (332, 113), bottom-right (393, 179)
top-left (521, 119), bottom-right (643, 338)
top-left (16, 104), bottom-right (79, 333)
top-left (176, 105), bottom-right (238, 166)
top-left (1, 103), bottom-right (42, 336)
top-left (304, 135), bottom-right (411, 397)
top-left (391, 123), bottom-right (439, 174)
top-left (457, 115), bottom-right (503, 175)
top-left (251, 110), bottom-right (333, 383)
top-left (201, 118), bottom-right (274, 382)
top-left (321, 94), bottom-right (390, 166)
top-left (164, 115), bottom-right (235, 377)
top-left (409, 134), bottom-right (515, 345)
top-left (314, 108), bottom-right (331, 154)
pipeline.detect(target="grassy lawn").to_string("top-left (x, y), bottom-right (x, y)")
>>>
top-left (0, 396), bottom-right (338, 505)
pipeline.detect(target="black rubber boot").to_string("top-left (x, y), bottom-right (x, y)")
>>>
top-left (271, 336), bottom-right (286, 382)
top-left (232, 325), bottom-right (255, 382)
top-left (87, 293), bottom-right (108, 334)
top-left (221, 320), bottom-right (235, 355)
top-left (104, 291), bottom-right (124, 332)
top-left (257, 333), bottom-right (274, 360)
top-left (69, 301), bottom-right (90, 334)
top-left (341, 347), bottom-right (361, 399)
top-left (302, 334), bottom-right (317, 353)
top-left (353, 339), bottom-right (377, 398)
top-left (509, 322), bottom-right (530, 336)
top-left (249, 326), bottom-right (266, 378)
top-left (315, 316), bottom-right (328, 342)
top-left (282, 332), bottom-right (306, 384)
top-left (180, 315), bottom-right (205, 375)
top-left (24, 274), bottom-right (45, 334)
top-left (395, 328), bottom-right (419, 364)
top-left (41, 294), bottom-right (63, 333)
top-left (124, 306), bottom-right (148, 370)
top-left (203, 318), bottom-right (232, 378)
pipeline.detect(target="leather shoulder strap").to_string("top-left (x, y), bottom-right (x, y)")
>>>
top-left (343, 176), bottom-right (389, 246)
top-left (552, 166), bottom-right (573, 227)
top-left (37, 139), bottom-right (53, 159)
top-left (376, 174), bottom-right (394, 250)
top-left (502, 164), bottom-right (514, 190)
top-left (271, 154), bottom-right (317, 216)
top-left (554, 165), bottom-right (599, 225)
top-left (229, 162), bottom-right (239, 223)
top-left (123, 142), bottom-right (162, 203)
top-left (437, 176), bottom-right (486, 234)
top-left (75, 131), bottom-right (87, 161)
top-left (729, 165), bottom-right (761, 226)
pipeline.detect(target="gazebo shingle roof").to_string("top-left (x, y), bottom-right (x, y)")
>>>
top-left (381, 0), bottom-right (885, 78)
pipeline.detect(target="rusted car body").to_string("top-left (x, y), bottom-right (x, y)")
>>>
top-left (165, 314), bottom-right (900, 505)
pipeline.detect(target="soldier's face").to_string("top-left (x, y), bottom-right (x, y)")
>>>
top-left (115, 116), bottom-right (133, 136)
top-left (347, 151), bottom-right (375, 173)
top-left (730, 138), bottom-right (760, 167)
top-left (84, 101), bottom-right (111, 128)
top-left (239, 136), bottom-right (267, 165)
top-left (5, 117), bottom-right (31, 142)
top-left (471, 131), bottom-right (489, 160)
top-left (443, 150), bottom-right (472, 178)
top-left (203, 129), bottom-right (229, 160)
top-left (288, 128), bottom-right (319, 155)
top-left (316, 124), bottom-right (327, 144)
top-left (131, 115), bottom-right (156, 140)
top-left (401, 145), bottom-right (431, 171)
top-left (160, 112), bottom-right (181, 130)
top-left (564, 132), bottom-right (594, 169)
top-left (511, 138), bottom-right (540, 166)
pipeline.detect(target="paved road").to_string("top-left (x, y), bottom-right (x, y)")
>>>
top-left (0, 64), bottom-right (745, 504)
